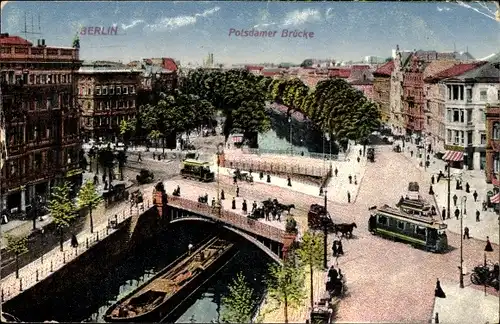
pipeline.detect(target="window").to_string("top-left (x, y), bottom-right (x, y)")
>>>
top-left (467, 131), bottom-right (473, 145)
top-left (467, 110), bottom-right (472, 123)
top-left (116, 86), bottom-right (121, 95)
top-left (460, 131), bottom-right (464, 145)
top-left (453, 110), bottom-right (459, 122)
top-left (123, 86), bottom-right (128, 94)
top-left (480, 89), bottom-right (487, 101)
top-left (377, 216), bottom-right (388, 225)
top-left (397, 221), bottom-right (405, 230)
top-left (460, 110), bottom-right (464, 123)
top-left (110, 86), bottom-right (114, 95)
top-left (415, 226), bottom-right (426, 236)
top-left (41, 75), bottom-right (46, 84)
top-left (481, 133), bottom-right (487, 145)
top-left (480, 151), bottom-right (486, 170)
top-left (96, 87), bottom-right (101, 95)
top-left (447, 109), bottom-right (452, 122)
top-left (454, 130), bottom-right (459, 144)
top-left (102, 87), bottom-right (108, 95)
top-left (494, 122), bottom-right (500, 139)
top-left (498, 90), bottom-right (500, 101)
top-left (467, 88), bottom-right (472, 101)
top-left (130, 86), bottom-right (135, 94)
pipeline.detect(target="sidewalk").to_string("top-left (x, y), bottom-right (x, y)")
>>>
top-left (215, 144), bottom-right (367, 205)
top-left (432, 282), bottom-right (499, 323)
top-left (400, 140), bottom-right (500, 244)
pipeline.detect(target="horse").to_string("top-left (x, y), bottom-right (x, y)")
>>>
top-left (278, 203), bottom-right (295, 215)
top-left (334, 223), bottom-right (357, 238)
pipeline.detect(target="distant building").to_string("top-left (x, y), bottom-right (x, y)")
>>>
top-left (485, 105), bottom-right (500, 184)
top-left (363, 56), bottom-right (387, 64)
top-left (77, 61), bottom-right (142, 142)
top-left (245, 65), bottom-right (264, 76)
top-left (0, 33), bottom-right (83, 213)
top-left (348, 65), bottom-right (374, 101)
top-left (373, 60), bottom-right (395, 123)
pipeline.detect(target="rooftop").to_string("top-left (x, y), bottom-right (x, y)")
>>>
top-left (373, 60), bottom-right (395, 77)
top-left (422, 60), bottom-right (460, 79)
top-left (441, 60), bottom-right (499, 82)
top-left (0, 34), bottom-right (32, 46)
top-left (425, 62), bottom-right (487, 82)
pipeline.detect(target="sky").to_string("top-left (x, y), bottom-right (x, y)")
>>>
top-left (1, 1), bottom-right (499, 65)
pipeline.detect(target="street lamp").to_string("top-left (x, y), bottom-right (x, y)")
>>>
top-left (447, 160), bottom-right (451, 219)
top-left (323, 189), bottom-right (328, 269)
top-left (459, 195), bottom-right (467, 288)
top-left (216, 143), bottom-right (223, 216)
top-left (288, 116), bottom-right (292, 156)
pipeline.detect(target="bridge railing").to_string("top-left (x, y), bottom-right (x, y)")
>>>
top-left (168, 196), bottom-right (285, 242)
top-left (241, 148), bottom-right (346, 161)
top-left (0, 202), bottom-right (146, 303)
top-left (222, 159), bottom-right (327, 177)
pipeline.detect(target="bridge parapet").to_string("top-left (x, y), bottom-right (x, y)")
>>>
top-left (167, 196), bottom-right (285, 243)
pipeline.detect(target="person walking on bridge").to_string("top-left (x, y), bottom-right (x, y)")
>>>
top-left (334, 167), bottom-right (338, 177)
top-left (473, 190), bottom-right (478, 202)
top-left (231, 197), bottom-right (236, 209)
top-left (236, 186), bottom-right (240, 197)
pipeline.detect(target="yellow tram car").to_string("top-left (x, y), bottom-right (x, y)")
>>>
top-left (368, 205), bottom-right (448, 253)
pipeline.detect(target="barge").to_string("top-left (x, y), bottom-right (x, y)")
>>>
top-left (103, 236), bottom-right (235, 322)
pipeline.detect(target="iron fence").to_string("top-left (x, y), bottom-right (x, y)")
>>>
top-left (241, 148), bottom-right (347, 161)
top-left (223, 159), bottom-right (328, 178)
top-left (0, 201), bottom-right (145, 303)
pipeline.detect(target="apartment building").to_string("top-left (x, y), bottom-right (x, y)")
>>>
top-left (0, 33), bottom-right (83, 214)
top-left (77, 61), bottom-right (141, 142)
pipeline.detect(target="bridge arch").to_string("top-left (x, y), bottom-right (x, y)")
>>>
top-left (168, 217), bottom-right (283, 264)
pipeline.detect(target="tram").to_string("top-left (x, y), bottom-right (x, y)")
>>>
top-left (368, 205), bottom-right (448, 253)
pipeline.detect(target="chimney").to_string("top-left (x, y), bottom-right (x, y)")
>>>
top-left (41, 39), bottom-right (45, 46)
top-left (37, 39), bottom-right (41, 46)
top-left (0, 33), bottom-right (9, 38)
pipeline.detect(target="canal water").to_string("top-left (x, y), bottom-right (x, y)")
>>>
top-left (29, 222), bottom-right (273, 323)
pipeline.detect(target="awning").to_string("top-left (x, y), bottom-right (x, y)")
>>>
top-left (491, 193), bottom-right (500, 204)
top-left (442, 150), bottom-right (464, 162)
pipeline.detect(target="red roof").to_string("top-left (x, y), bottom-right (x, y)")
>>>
top-left (246, 65), bottom-right (264, 71)
top-left (0, 34), bottom-right (32, 46)
top-left (262, 71), bottom-right (281, 77)
top-left (328, 68), bottom-right (351, 78)
top-left (351, 65), bottom-right (370, 71)
top-left (429, 62), bottom-right (487, 81)
top-left (161, 58), bottom-right (178, 72)
top-left (374, 60), bottom-right (395, 77)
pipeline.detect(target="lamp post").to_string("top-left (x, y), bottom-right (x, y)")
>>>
top-left (288, 116), bottom-right (292, 156)
top-left (447, 160), bottom-right (451, 219)
top-left (323, 189), bottom-right (328, 269)
top-left (459, 196), bottom-right (467, 288)
top-left (216, 143), bottom-right (223, 216)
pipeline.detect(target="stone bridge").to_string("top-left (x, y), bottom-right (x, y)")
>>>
top-left (158, 195), bottom-right (296, 264)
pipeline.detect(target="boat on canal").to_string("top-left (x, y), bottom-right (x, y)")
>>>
top-left (103, 236), bottom-right (235, 322)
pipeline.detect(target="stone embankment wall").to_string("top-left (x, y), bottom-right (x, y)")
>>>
top-left (2, 207), bottom-right (161, 318)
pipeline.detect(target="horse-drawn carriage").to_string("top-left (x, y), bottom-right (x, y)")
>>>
top-left (129, 189), bottom-right (143, 207)
top-left (393, 144), bottom-right (402, 153)
top-left (367, 147), bottom-right (375, 162)
top-left (471, 261), bottom-right (499, 290)
top-left (136, 169), bottom-right (154, 184)
top-left (308, 204), bottom-right (336, 232)
top-left (234, 169), bottom-right (253, 183)
top-left (103, 183), bottom-right (129, 205)
top-left (248, 198), bottom-right (295, 220)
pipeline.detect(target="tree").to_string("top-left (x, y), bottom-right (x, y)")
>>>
top-left (77, 180), bottom-right (103, 234)
top-left (221, 272), bottom-right (254, 323)
top-left (147, 130), bottom-right (162, 151)
top-left (5, 234), bottom-right (28, 278)
top-left (119, 119), bottom-right (136, 150)
top-left (266, 259), bottom-right (305, 323)
top-left (48, 181), bottom-right (77, 251)
top-left (295, 231), bottom-right (324, 309)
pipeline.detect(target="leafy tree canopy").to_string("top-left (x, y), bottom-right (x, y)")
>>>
top-left (48, 181), bottom-right (77, 228)
top-left (5, 234), bottom-right (28, 255)
top-left (221, 272), bottom-right (255, 323)
top-left (77, 180), bottom-right (103, 209)
top-left (266, 259), bottom-right (306, 310)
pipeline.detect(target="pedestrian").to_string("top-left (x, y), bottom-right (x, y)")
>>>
top-left (359, 149), bottom-right (362, 156)
top-left (434, 278), bottom-right (446, 298)
top-left (188, 243), bottom-right (193, 255)
top-left (337, 240), bottom-right (344, 255)
top-left (231, 197), bottom-right (236, 210)
top-left (102, 173), bottom-right (106, 184)
top-left (242, 200), bottom-right (247, 214)
top-left (153, 152), bottom-right (156, 159)
top-left (211, 197), bottom-right (215, 207)
top-left (236, 186), bottom-right (240, 197)
top-left (347, 191), bottom-right (351, 203)
top-left (233, 175), bottom-right (237, 185)
top-left (71, 234), bottom-right (78, 248)
top-left (410, 150), bottom-right (413, 157)
top-left (456, 180), bottom-right (460, 190)
top-left (473, 190), bottom-right (478, 202)
top-left (348, 175), bottom-right (352, 184)
top-left (93, 174), bottom-right (98, 185)
top-left (429, 185), bottom-right (434, 195)
top-left (465, 182), bottom-right (470, 193)
top-left (221, 189), bottom-right (225, 200)
top-left (287, 176), bottom-right (292, 187)
top-left (265, 209), bottom-right (270, 221)
top-left (334, 167), bottom-right (338, 177)
top-left (441, 207), bottom-right (446, 220)
top-left (267, 174), bottom-right (271, 183)
top-left (319, 186), bottom-right (324, 196)
top-left (138, 152), bottom-right (142, 162)
top-left (453, 194), bottom-right (458, 206)
top-left (328, 265), bottom-right (338, 281)
top-left (445, 164), bottom-right (448, 172)
top-left (357, 156), bottom-right (360, 163)
top-left (431, 175), bottom-right (435, 185)
top-left (485, 236), bottom-right (493, 252)
top-left (259, 171), bottom-right (264, 180)
top-left (354, 175), bottom-right (357, 183)
top-left (483, 201), bottom-right (487, 211)
top-left (464, 227), bottom-right (470, 239)
top-left (332, 241), bottom-right (338, 257)
top-left (252, 201), bottom-right (257, 212)
top-left (476, 210), bottom-right (480, 222)
top-left (454, 208), bottom-right (460, 220)
top-left (431, 205), bottom-right (436, 216)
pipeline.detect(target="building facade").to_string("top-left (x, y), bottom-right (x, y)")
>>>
top-left (348, 65), bottom-right (374, 101)
top-left (441, 58), bottom-right (500, 170)
top-left (373, 60), bottom-right (394, 123)
top-left (389, 47), bottom-right (410, 135)
top-left (485, 105), bottom-right (500, 183)
top-left (0, 33), bottom-right (83, 214)
top-left (77, 62), bottom-right (141, 142)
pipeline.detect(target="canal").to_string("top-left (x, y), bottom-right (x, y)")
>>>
top-left (18, 222), bottom-right (274, 323)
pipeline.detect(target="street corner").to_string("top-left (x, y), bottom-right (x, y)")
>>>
top-left (432, 282), bottom-right (499, 324)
